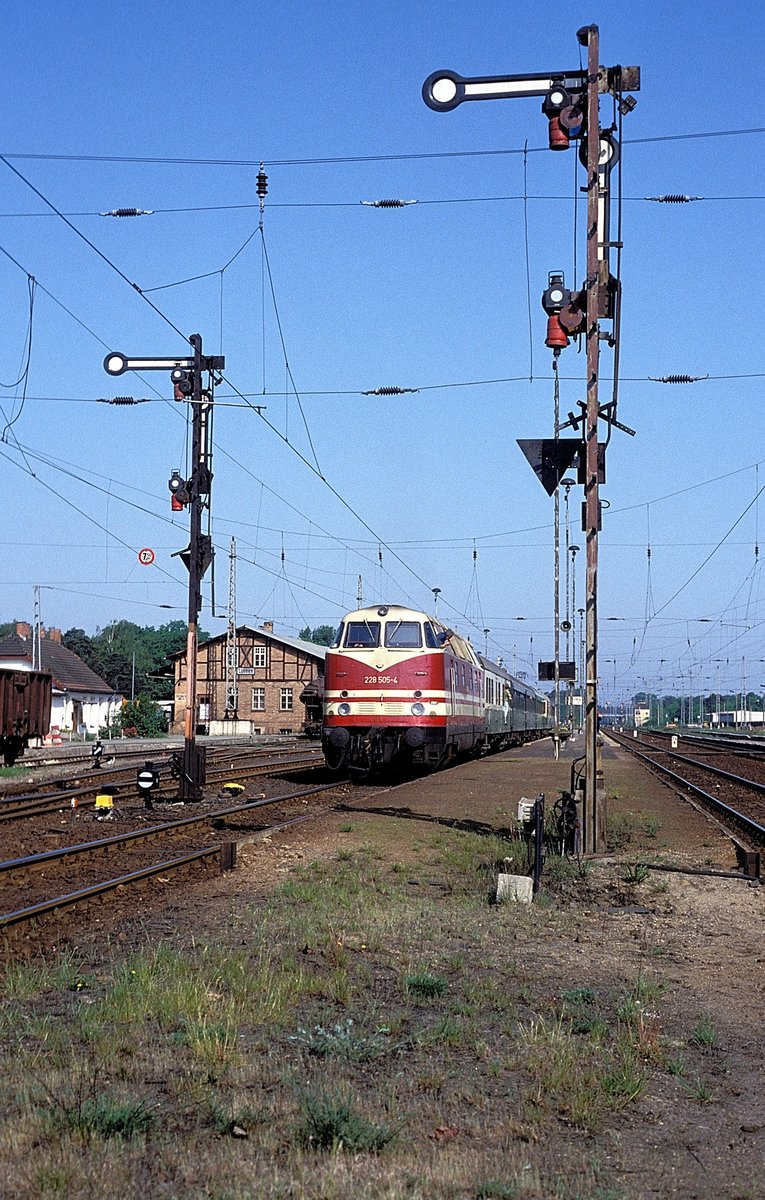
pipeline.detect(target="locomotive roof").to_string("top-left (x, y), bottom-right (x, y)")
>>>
top-left (342, 604), bottom-right (428, 622)
top-left (340, 606), bottom-right (480, 665)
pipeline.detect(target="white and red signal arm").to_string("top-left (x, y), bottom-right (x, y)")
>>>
top-left (422, 69), bottom-right (586, 111)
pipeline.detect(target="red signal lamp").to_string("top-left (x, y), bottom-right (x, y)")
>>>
top-left (541, 271), bottom-right (573, 350)
top-left (168, 468), bottom-right (190, 511)
top-left (545, 314), bottom-right (569, 350)
top-left (542, 83), bottom-right (572, 151)
top-left (547, 115), bottom-right (570, 151)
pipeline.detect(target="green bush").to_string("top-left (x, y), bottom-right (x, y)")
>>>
top-left (101, 694), bottom-right (168, 739)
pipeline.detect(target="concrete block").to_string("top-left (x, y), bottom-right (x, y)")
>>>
top-left (496, 873), bottom-right (533, 904)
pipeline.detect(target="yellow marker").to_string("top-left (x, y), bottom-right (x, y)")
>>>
top-left (95, 792), bottom-right (114, 809)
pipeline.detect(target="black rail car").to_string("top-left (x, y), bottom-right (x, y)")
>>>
top-left (0, 668), bottom-right (52, 765)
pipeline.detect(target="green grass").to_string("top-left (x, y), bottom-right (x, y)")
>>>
top-left (0, 830), bottom-right (686, 1197)
top-left (404, 971), bottom-right (447, 999)
top-left (689, 1015), bottom-right (718, 1048)
top-left (57, 1095), bottom-right (155, 1140)
top-left (296, 1088), bottom-right (398, 1152)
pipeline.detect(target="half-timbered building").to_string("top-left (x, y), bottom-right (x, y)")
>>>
top-left (171, 622), bottom-right (326, 736)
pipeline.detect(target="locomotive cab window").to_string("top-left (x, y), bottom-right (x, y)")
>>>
top-left (424, 622), bottom-right (440, 649)
top-left (331, 622), bottom-right (345, 648)
top-left (385, 621), bottom-right (422, 649)
top-left (344, 621), bottom-right (380, 648)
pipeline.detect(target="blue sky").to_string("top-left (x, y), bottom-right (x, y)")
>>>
top-left (1, 0), bottom-right (764, 703)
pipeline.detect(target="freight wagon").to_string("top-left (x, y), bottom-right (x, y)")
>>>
top-left (0, 668), bottom-right (52, 765)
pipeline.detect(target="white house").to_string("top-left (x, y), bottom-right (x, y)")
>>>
top-left (0, 624), bottom-right (122, 737)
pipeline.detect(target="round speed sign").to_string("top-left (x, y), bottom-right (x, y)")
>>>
top-left (138, 547), bottom-right (155, 566)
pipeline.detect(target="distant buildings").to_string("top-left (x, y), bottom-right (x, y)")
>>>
top-left (0, 623), bottom-right (122, 736)
top-left (171, 622), bottom-right (326, 736)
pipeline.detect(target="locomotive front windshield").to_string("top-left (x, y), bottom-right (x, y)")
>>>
top-left (344, 621), bottom-right (381, 648)
top-left (384, 621), bottom-right (422, 648)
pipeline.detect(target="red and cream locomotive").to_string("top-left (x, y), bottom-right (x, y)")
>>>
top-left (321, 604), bottom-right (550, 775)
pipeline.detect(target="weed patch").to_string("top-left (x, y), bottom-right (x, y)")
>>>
top-left (296, 1088), bottom-right (398, 1152)
top-left (288, 1017), bottom-right (393, 1062)
top-left (405, 971), bottom-right (447, 999)
top-left (54, 1094), bottom-right (154, 1141)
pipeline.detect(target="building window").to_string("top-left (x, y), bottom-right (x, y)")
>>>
top-left (251, 727), bottom-right (263, 735)
top-left (280, 688), bottom-right (293, 711)
top-left (253, 645), bottom-right (267, 668)
top-left (252, 687), bottom-right (265, 711)
top-left (279, 728), bottom-right (293, 735)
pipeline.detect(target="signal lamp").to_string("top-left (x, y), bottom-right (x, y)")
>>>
top-left (542, 84), bottom-right (571, 151)
top-left (170, 367), bottom-right (194, 396)
top-left (168, 468), bottom-right (189, 510)
top-left (541, 271), bottom-right (572, 350)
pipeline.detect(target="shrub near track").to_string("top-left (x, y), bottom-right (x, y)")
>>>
top-left (0, 824), bottom-right (727, 1200)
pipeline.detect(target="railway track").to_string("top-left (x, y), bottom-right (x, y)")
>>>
top-left (634, 727), bottom-right (765, 760)
top-left (0, 781), bottom-right (339, 933)
top-left (609, 730), bottom-right (765, 874)
top-left (0, 743), bottom-right (324, 822)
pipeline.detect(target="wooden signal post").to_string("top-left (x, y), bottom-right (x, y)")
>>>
top-left (423, 25), bottom-right (640, 852)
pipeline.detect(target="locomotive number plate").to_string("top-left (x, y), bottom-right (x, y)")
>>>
top-left (364, 675), bottom-right (398, 684)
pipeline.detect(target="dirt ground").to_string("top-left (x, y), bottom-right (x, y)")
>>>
top-left (5, 735), bottom-right (764, 1198)
top-left (193, 736), bottom-right (764, 1198)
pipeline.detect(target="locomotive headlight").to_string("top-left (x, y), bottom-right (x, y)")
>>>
top-left (338, 702), bottom-right (351, 715)
top-left (411, 702), bottom-right (425, 716)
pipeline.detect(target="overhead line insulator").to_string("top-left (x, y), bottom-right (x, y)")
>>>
top-left (98, 396), bottom-right (150, 404)
top-left (100, 208), bottom-right (154, 217)
top-left (360, 199), bottom-right (417, 207)
top-left (644, 195), bottom-right (703, 203)
top-left (362, 386), bottom-right (419, 395)
top-left (648, 374), bottom-right (709, 384)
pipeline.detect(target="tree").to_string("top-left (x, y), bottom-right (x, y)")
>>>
top-left (63, 628), bottom-right (95, 663)
top-left (101, 694), bottom-right (169, 738)
top-left (299, 624), bottom-right (336, 646)
top-left (63, 620), bottom-right (208, 700)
